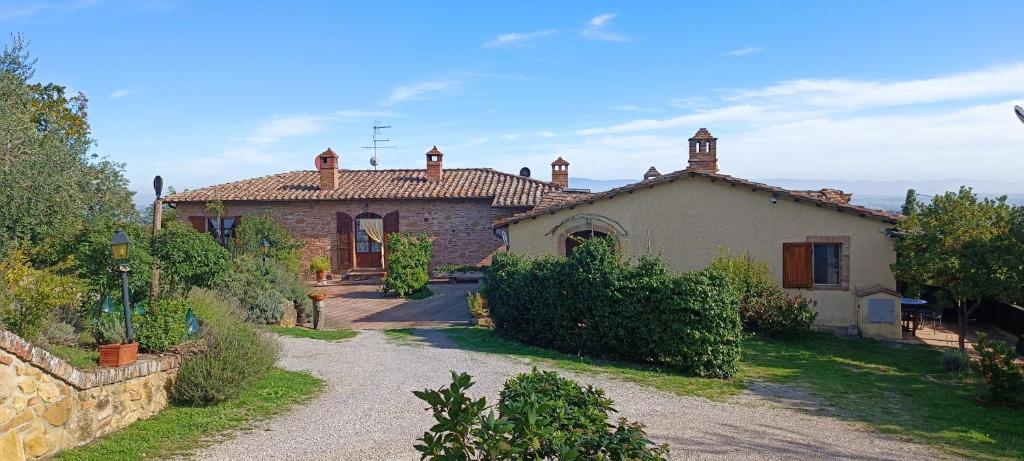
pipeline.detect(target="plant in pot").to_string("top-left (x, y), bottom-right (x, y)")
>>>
top-left (94, 313), bottom-right (138, 367)
top-left (309, 256), bottom-right (331, 283)
top-left (308, 289), bottom-right (327, 302)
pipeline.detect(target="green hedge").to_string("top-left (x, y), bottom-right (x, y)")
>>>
top-left (484, 238), bottom-right (742, 378)
top-left (382, 232), bottom-right (432, 297)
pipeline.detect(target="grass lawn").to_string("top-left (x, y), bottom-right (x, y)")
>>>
top-left (267, 325), bottom-right (358, 342)
top-left (383, 328), bottom-right (423, 346)
top-left (45, 344), bottom-right (99, 370)
top-left (55, 368), bottom-right (323, 461)
top-left (444, 327), bottom-right (1024, 460)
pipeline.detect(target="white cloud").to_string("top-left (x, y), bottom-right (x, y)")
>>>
top-left (483, 29), bottom-right (557, 48)
top-left (385, 80), bottom-right (460, 105)
top-left (243, 114), bottom-right (329, 145)
top-left (536, 130), bottom-right (557, 138)
top-left (110, 89), bottom-right (131, 99)
top-left (500, 134), bottom-right (521, 141)
top-left (577, 105), bottom-right (766, 135)
top-left (613, 105), bottom-right (655, 112)
top-left (582, 13), bottom-right (628, 42)
top-left (722, 46), bottom-right (763, 57)
top-left (0, 0), bottom-right (97, 21)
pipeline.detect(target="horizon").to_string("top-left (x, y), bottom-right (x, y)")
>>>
top-left (5, 0), bottom-right (1024, 205)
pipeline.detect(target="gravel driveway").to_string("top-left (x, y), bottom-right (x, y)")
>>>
top-left (192, 330), bottom-right (945, 461)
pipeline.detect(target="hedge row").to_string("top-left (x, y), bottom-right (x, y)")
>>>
top-left (484, 238), bottom-right (742, 378)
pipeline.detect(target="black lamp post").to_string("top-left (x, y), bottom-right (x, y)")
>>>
top-left (111, 229), bottom-right (134, 343)
top-left (1015, 105), bottom-right (1024, 126)
top-left (259, 238), bottom-right (270, 273)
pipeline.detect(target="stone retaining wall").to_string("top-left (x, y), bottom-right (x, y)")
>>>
top-left (0, 330), bottom-right (180, 460)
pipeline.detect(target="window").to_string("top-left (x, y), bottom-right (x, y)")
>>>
top-left (206, 217), bottom-right (238, 246)
top-left (812, 243), bottom-right (841, 286)
top-left (565, 230), bottom-right (608, 257)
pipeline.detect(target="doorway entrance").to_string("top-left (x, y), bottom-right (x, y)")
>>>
top-left (355, 212), bottom-right (384, 268)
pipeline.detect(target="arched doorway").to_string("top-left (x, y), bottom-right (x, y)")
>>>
top-left (355, 212), bottom-right (384, 268)
top-left (565, 230), bottom-right (608, 257)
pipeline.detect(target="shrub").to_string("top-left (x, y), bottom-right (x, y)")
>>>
top-left (309, 256), bottom-right (330, 274)
top-left (94, 313), bottom-right (126, 345)
top-left (152, 222), bottom-right (231, 297)
top-left (0, 248), bottom-right (83, 341)
top-left (135, 297), bottom-right (189, 352)
top-left (219, 255), bottom-right (306, 325)
top-left (972, 332), bottom-right (1022, 402)
top-left (745, 292), bottom-right (818, 338)
top-left (485, 238), bottom-right (742, 378)
top-left (231, 214), bottom-right (303, 272)
top-left (414, 369), bottom-right (669, 460)
top-left (382, 232), bottom-right (432, 297)
top-left (71, 222), bottom-right (154, 306)
top-left (41, 321), bottom-right (78, 347)
top-left (173, 289), bottom-right (280, 405)
top-left (467, 292), bottom-right (488, 319)
top-left (941, 348), bottom-right (970, 374)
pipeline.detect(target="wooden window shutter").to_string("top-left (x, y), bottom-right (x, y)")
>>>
top-left (336, 212), bottom-right (354, 270)
top-left (782, 242), bottom-right (813, 288)
top-left (188, 216), bottom-right (207, 233)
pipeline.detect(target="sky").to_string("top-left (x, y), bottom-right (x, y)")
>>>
top-left (4, 0), bottom-right (1024, 202)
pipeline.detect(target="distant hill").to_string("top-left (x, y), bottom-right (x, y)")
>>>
top-left (570, 176), bottom-right (1024, 212)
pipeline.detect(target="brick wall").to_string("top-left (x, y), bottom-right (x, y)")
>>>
top-left (174, 199), bottom-right (523, 274)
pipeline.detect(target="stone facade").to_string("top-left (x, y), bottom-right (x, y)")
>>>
top-left (175, 199), bottom-right (526, 274)
top-left (0, 331), bottom-right (179, 460)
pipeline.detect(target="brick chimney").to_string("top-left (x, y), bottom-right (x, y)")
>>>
top-left (687, 128), bottom-right (718, 174)
top-left (551, 157), bottom-right (569, 188)
top-left (643, 166), bottom-right (661, 180)
top-left (316, 148), bottom-right (339, 190)
top-left (426, 146), bottom-right (443, 182)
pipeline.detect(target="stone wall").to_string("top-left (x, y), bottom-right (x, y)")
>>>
top-left (0, 331), bottom-right (180, 460)
top-left (174, 199), bottom-right (526, 274)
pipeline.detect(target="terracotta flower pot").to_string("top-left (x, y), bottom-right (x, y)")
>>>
top-left (98, 342), bottom-right (138, 367)
top-left (309, 294), bottom-right (326, 302)
top-left (316, 271), bottom-right (328, 282)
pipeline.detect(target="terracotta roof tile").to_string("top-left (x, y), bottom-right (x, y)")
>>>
top-left (495, 168), bottom-right (903, 227)
top-left (164, 168), bottom-right (558, 208)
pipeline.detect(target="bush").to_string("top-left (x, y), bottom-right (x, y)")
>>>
top-left (485, 238), bottom-right (741, 378)
top-left (0, 248), bottom-right (83, 341)
top-left (414, 369), bottom-right (669, 460)
top-left (467, 291), bottom-right (488, 319)
top-left (173, 289), bottom-right (280, 405)
top-left (135, 297), bottom-right (189, 352)
top-left (309, 256), bottom-right (330, 274)
top-left (710, 250), bottom-right (815, 337)
top-left (94, 313), bottom-right (126, 345)
top-left (152, 222), bottom-right (231, 297)
top-left (41, 321), bottom-right (78, 347)
top-left (231, 214), bottom-right (303, 272)
top-left (220, 255), bottom-right (306, 325)
top-left (745, 292), bottom-right (818, 338)
top-left (972, 332), bottom-right (1022, 402)
top-left (942, 348), bottom-right (970, 374)
top-left (382, 232), bottom-right (432, 297)
top-left (71, 222), bottom-right (155, 306)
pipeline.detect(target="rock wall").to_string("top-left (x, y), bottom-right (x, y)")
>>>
top-left (0, 331), bottom-right (180, 460)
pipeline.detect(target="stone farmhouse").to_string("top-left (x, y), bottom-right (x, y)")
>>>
top-left (163, 147), bottom-right (582, 275)
top-left (494, 128), bottom-right (906, 340)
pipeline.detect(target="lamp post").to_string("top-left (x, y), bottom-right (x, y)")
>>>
top-left (259, 238), bottom-right (270, 273)
top-left (111, 229), bottom-right (134, 343)
top-left (150, 175), bottom-right (164, 300)
top-left (1015, 105), bottom-right (1024, 126)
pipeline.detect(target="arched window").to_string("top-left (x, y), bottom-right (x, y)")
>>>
top-left (565, 230), bottom-right (609, 257)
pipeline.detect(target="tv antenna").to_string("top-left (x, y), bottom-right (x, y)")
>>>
top-left (362, 121), bottom-right (396, 170)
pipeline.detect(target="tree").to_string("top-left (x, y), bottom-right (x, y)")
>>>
top-left (0, 34), bottom-right (135, 262)
top-left (152, 222), bottom-right (231, 297)
top-left (891, 187), bottom-right (1019, 350)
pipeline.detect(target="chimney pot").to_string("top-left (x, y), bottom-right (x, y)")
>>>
top-left (643, 166), bottom-right (661, 180)
top-left (317, 148), bottom-right (339, 190)
top-left (426, 146), bottom-right (444, 182)
top-left (686, 128), bottom-right (719, 174)
top-left (551, 156), bottom-right (569, 188)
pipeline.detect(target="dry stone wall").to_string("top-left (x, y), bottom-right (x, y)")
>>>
top-left (0, 330), bottom-right (180, 460)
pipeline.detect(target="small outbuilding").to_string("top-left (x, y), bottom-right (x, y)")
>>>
top-left (494, 128), bottom-right (905, 340)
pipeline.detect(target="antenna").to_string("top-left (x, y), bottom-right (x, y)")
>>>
top-left (362, 121), bottom-right (396, 170)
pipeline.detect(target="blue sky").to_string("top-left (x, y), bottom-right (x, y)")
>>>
top-left (5, 0), bottom-right (1024, 201)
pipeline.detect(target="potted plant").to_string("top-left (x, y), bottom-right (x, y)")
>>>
top-left (310, 256), bottom-right (331, 282)
top-left (95, 314), bottom-right (138, 367)
top-left (308, 289), bottom-right (327, 302)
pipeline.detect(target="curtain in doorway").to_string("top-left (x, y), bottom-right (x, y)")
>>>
top-left (360, 218), bottom-right (385, 244)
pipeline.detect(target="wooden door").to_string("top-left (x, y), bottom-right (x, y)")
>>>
top-left (355, 213), bottom-right (383, 268)
top-left (337, 212), bottom-right (354, 271)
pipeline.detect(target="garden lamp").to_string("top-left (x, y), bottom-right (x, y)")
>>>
top-left (110, 229), bottom-right (134, 343)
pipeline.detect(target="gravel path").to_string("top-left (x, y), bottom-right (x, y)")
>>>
top-left (192, 330), bottom-right (946, 461)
